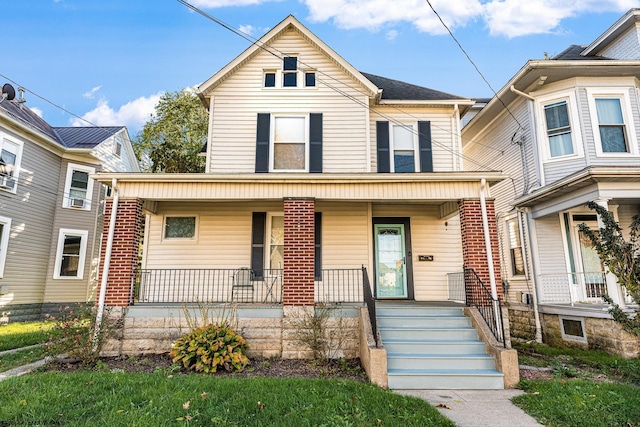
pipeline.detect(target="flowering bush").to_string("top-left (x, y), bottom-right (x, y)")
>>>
top-left (43, 304), bottom-right (120, 365)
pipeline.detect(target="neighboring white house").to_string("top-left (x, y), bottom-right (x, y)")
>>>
top-left (462, 8), bottom-right (640, 357)
top-left (0, 91), bottom-right (139, 321)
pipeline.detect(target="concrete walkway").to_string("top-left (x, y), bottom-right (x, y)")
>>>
top-left (0, 357), bottom-right (52, 382)
top-left (396, 389), bottom-right (542, 427)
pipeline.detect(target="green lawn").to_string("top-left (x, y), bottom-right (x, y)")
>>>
top-left (0, 321), bottom-right (52, 351)
top-left (0, 372), bottom-right (455, 427)
top-left (0, 346), bottom-right (48, 373)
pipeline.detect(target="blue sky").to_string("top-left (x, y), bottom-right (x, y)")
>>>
top-left (1, 0), bottom-right (636, 135)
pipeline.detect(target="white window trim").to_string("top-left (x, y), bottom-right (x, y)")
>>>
top-left (559, 315), bottom-right (587, 343)
top-left (586, 88), bottom-right (639, 157)
top-left (0, 215), bottom-right (11, 278)
top-left (269, 114), bottom-right (309, 172)
top-left (53, 228), bottom-right (88, 279)
top-left (0, 135), bottom-right (23, 194)
top-left (504, 214), bottom-right (526, 279)
top-left (389, 123), bottom-right (419, 173)
top-left (62, 163), bottom-right (95, 211)
top-left (536, 92), bottom-right (585, 163)
top-left (162, 215), bottom-right (198, 242)
top-left (113, 136), bottom-right (123, 158)
top-left (265, 212), bottom-right (284, 271)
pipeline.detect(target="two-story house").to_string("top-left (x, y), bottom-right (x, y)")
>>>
top-left (462, 9), bottom-right (640, 357)
top-left (95, 16), bottom-right (518, 389)
top-left (0, 90), bottom-right (139, 322)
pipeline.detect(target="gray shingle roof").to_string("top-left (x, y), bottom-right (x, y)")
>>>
top-left (53, 126), bottom-right (123, 149)
top-left (552, 45), bottom-right (612, 60)
top-left (361, 72), bottom-right (467, 101)
top-left (0, 100), bottom-right (62, 144)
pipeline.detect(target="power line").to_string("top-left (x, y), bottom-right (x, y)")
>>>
top-left (176, 0), bottom-right (498, 171)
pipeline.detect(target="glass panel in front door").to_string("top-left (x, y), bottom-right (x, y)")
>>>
top-left (375, 224), bottom-right (407, 298)
top-left (578, 228), bottom-right (605, 298)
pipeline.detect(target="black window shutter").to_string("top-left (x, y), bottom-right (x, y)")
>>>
top-left (376, 121), bottom-right (390, 173)
top-left (309, 113), bottom-right (323, 173)
top-left (251, 212), bottom-right (266, 279)
top-left (418, 121), bottom-right (433, 172)
top-left (314, 212), bottom-right (322, 280)
top-left (255, 114), bottom-right (270, 173)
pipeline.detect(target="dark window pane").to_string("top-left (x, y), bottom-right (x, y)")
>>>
top-left (165, 217), bottom-right (196, 238)
top-left (283, 57), bottom-right (297, 70)
top-left (60, 235), bottom-right (82, 277)
top-left (305, 72), bottom-right (316, 87)
top-left (562, 319), bottom-right (584, 338)
top-left (545, 101), bottom-right (569, 130)
top-left (0, 149), bottom-right (16, 176)
top-left (264, 73), bottom-right (275, 87)
top-left (600, 126), bottom-right (627, 152)
top-left (71, 170), bottom-right (89, 190)
top-left (283, 73), bottom-right (297, 87)
top-left (394, 152), bottom-right (415, 172)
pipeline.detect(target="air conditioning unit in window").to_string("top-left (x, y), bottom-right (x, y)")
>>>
top-left (70, 198), bottom-right (85, 208)
top-left (0, 175), bottom-right (15, 190)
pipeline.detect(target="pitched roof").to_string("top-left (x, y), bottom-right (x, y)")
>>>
top-left (0, 99), bottom-right (61, 144)
top-left (360, 72), bottom-right (468, 101)
top-left (53, 126), bottom-right (123, 149)
top-left (552, 45), bottom-right (611, 60)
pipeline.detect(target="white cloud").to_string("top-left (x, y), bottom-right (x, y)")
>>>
top-left (30, 107), bottom-right (43, 118)
top-left (239, 24), bottom-right (256, 36)
top-left (300, 0), bottom-right (636, 38)
top-left (386, 29), bottom-right (399, 40)
top-left (71, 93), bottom-right (163, 131)
top-left (82, 85), bottom-right (102, 99)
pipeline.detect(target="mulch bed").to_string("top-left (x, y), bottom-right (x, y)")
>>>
top-left (45, 354), bottom-right (368, 382)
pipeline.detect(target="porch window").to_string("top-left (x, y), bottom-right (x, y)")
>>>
top-left (63, 163), bottom-right (95, 210)
top-left (544, 101), bottom-right (574, 158)
top-left (164, 216), bottom-right (196, 239)
top-left (506, 218), bottom-right (525, 276)
top-left (0, 216), bottom-right (11, 278)
top-left (0, 137), bottom-right (22, 192)
top-left (595, 98), bottom-right (628, 153)
top-left (54, 229), bottom-right (88, 279)
top-left (268, 215), bottom-right (284, 270)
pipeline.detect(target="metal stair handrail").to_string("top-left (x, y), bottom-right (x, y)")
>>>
top-left (464, 267), bottom-right (506, 347)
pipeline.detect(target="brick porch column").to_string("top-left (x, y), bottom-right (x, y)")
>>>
top-left (459, 199), bottom-right (503, 306)
top-left (97, 198), bottom-right (143, 306)
top-left (282, 198), bottom-right (315, 306)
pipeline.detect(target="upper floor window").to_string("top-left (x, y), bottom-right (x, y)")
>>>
top-left (0, 215), bottom-right (11, 278)
top-left (544, 100), bottom-right (574, 158)
top-left (392, 124), bottom-right (417, 172)
top-left (272, 116), bottom-right (307, 171)
top-left (63, 163), bottom-right (95, 210)
top-left (54, 228), bottom-right (88, 279)
top-left (595, 98), bottom-right (627, 153)
top-left (0, 137), bottom-right (22, 193)
top-left (376, 121), bottom-right (433, 173)
top-left (114, 137), bottom-right (123, 157)
top-left (263, 56), bottom-right (316, 90)
top-left (506, 217), bottom-right (525, 277)
top-left (282, 57), bottom-right (297, 87)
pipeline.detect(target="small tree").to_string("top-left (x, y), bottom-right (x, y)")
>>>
top-left (133, 89), bottom-right (208, 173)
top-left (577, 201), bottom-right (640, 297)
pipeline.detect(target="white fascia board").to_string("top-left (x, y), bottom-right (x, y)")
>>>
top-left (583, 9), bottom-right (640, 56)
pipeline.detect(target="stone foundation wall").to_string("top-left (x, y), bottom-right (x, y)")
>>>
top-left (508, 306), bottom-right (537, 340)
top-left (541, 313), bottom-right (639, 358)
top-left (104, 305), bottom-right (360, 360)
top-left (0, 302), bottom-right (89, 323)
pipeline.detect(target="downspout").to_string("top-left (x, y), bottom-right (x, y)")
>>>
top-left (510, 85), bottom-right (535, 101)
top-left (452, 103), bottom-right (459, 171)
top-left (94, 178), bottom-right (119, 345)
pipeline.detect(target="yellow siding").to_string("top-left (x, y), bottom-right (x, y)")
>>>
top-left (316, 202), bottom-right (369, 269)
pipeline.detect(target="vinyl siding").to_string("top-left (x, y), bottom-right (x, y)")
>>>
top-left (534, 214), bottom-right (567, 274)
top-left (369, 106), bottom-right (459, 173)
top-left (0, 130), bottom-right (61, 305)
top-left (598, 24), bottom-right (640, 59)
top-left (43, 159), bottom-right (103, 303)
top-left (91, 129), bottom-right (138, 173)
top-left (208, 28), bottom-right (370, 173)
top-left (372, 204), bottom-right (462, 301)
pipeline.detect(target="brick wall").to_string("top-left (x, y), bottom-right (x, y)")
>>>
top-left (282, 198), bottom-right (315, 306)
top-left (459, 199), bottom-right (503, 305)
top-left (97, 198), bottom-right (142, 306)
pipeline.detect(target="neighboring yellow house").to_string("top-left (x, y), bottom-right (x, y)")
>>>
top-left (95, 16), bottom-right (514, 389)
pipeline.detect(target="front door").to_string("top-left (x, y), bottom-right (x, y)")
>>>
top-left (374, 223), bottom-right (409, 298)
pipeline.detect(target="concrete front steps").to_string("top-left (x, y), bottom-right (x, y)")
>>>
top-left (377, 302), bottom-right (504, 390)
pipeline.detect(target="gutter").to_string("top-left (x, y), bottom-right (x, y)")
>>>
top-left (94, 178), bottom-right (119, 348)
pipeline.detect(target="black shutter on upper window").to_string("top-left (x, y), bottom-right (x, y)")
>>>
top-left (251, 212), bottom-right (266, 279)
top-left (314, 212), bottom-right (322, 280)
top-left (418, 121), bottom-right (433, 172)
top-left (255, 113), bottom-right (270, 173)
top-left (309, 113), bottom-right (323, 173)
top-left (376, 121), bottom-right (390, 173)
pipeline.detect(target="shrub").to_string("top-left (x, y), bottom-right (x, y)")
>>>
top-left (43, 304), bottom-right (120, 365)
top-left (170, 324), bottom-right (249, 373)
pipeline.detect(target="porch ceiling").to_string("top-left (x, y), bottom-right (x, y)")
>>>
top-left (94, 172), bottom-right (506, 204)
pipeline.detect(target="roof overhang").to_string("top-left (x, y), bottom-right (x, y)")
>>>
top-left (197, 16), bottom-right (379, 108)
top-left (378, 99), bottom-right (475, 114)
top-left (0, 108), bottom-right (65, 155)
top-left (583, 9), bottom-right (640, 56)
top-left (462, 59), bottom-right (640, 138)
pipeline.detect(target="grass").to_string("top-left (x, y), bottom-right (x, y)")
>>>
top-left (0, 346), bottom-right (48, 373)
top-left (0, 321), bottom-right (52, 351)
top-left (514, 340), bottom-right (640, 384)
top-left (0, 372), bottom-right (455, 427)
top-left (514, 380), bottom-right (640, 427)
top-left (513, 341), bottom-right (640, 426)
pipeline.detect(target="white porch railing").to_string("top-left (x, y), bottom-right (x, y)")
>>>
top-left (538, 272), bottom-right (607, 304)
